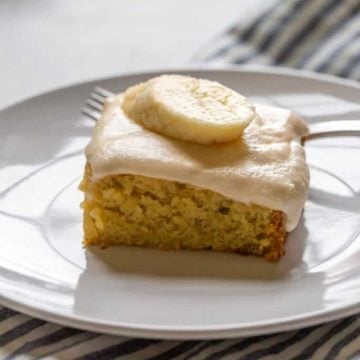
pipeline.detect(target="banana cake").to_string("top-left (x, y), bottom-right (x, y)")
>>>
top-left (80, 75), bottom-right (309, 261)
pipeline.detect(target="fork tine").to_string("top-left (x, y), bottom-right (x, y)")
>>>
top-left (83, 86), bottom-right (116, 121)
top-left (82, 106), bottom-right (101, 120)
top-left (89, 92), bottom-right (106, 104)
top-left (94, 86), bottom-right (115, 98)
top-left (85, 98), bottom-right (103, 111)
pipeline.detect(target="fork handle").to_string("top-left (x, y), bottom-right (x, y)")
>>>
top-left (303, 120), bottom-right (360, 142)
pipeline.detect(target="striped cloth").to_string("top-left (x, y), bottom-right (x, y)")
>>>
top-left (1, 0), bottom-right (360, 359)
top-left (193, 0), bottom-right (360, 81)
top-left (0, 308), bottom-right (359, 359)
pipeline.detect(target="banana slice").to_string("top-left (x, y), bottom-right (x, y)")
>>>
top-left (121, 74), bottom-right (255, 144)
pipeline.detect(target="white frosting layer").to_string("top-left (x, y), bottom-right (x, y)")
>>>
top-left (86, 95), bottom-right (310, 231)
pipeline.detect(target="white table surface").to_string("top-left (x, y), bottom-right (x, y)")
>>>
top-left (0, 0), bottom-right (272, 109)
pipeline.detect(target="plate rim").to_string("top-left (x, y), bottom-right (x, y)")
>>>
top-left (1, 290), bottom-right (359, 340)
top-left (1, 64), bottom-right (360, 113)
top-left (1, 65), bottom-right (359, 340)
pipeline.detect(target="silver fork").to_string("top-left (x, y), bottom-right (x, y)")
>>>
top-left (83, 87), bottom-right (360, 142)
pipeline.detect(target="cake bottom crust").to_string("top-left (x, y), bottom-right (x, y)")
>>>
top-left (80, 164), bottom-right (286, 261)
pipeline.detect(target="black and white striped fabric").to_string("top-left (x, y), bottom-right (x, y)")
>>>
top-left (1, 0), bottom-right (360, 359)
top-left (0, 307), bottom-right (359, 359)
top-left (194, 0), bottom-right (360, 81)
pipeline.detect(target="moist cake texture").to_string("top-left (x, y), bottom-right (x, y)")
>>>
top-left (81, 75), bottom-right (309, 261)
top-left (80, 164), bottom-right (285, 261)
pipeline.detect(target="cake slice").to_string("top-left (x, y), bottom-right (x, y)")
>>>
top-left (80, 75), bottom-right (309, 261)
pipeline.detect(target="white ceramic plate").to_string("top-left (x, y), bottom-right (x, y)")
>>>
top-left (1, 67), bottom-right (360, 340)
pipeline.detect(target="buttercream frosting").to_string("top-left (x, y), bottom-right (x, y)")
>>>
top-left (85, 94), bottom-right (309, 231)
